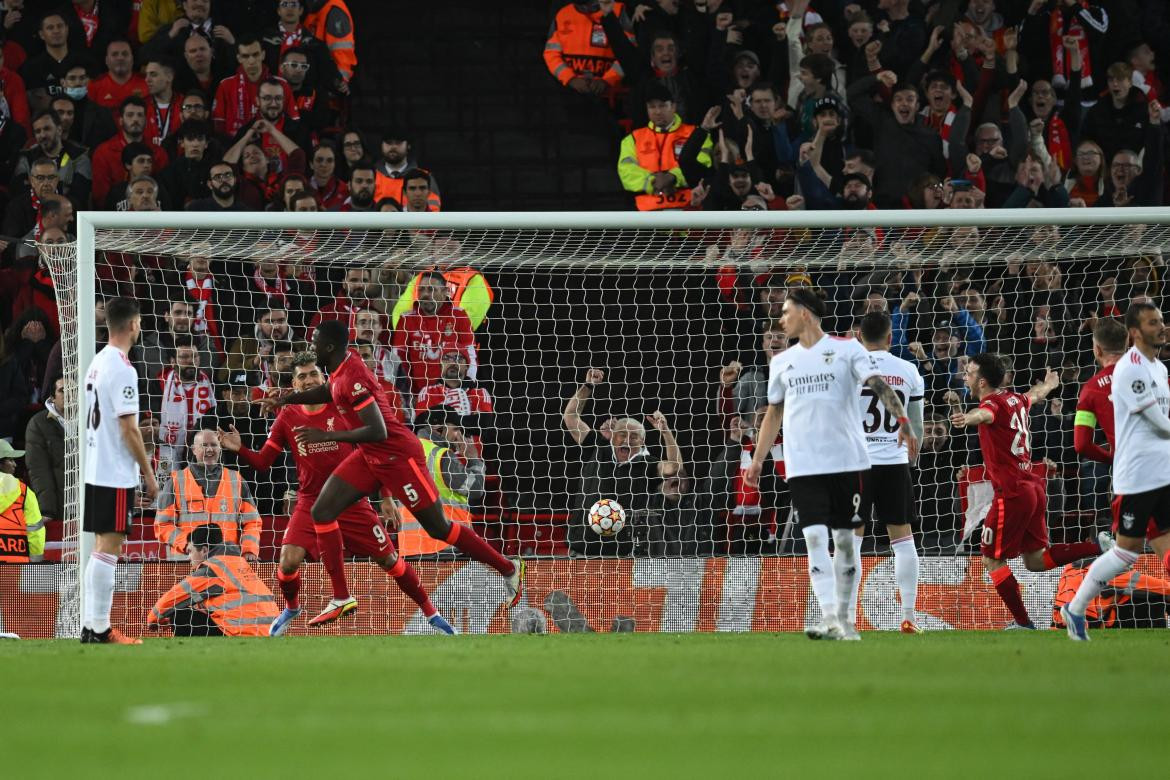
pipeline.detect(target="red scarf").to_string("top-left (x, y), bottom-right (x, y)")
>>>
top-left (733, 440), bottom-right (785, 510)
top-left (183, 272), bottom-right (221, 350)
top-left (280, 26), bottom-right (307, 58)
top-left (921, 105), bottom-right (956, 155)
top-left (1050, 5), bottom-right (1093, 89)
top-left (1045, 113), bottom-right (1072, 170)
top-left (232, 68), bottom-right (273, 134)
top-left (252, 268), bottom-right (289, 304)
top-left (76, 1), bottom-right (100, 46)
top-left (1069, 173), bottom-right (1102, 206)
top-left (30, 190), bottom-right (46, 239)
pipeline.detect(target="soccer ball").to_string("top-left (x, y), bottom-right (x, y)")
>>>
top-left (588, 498), bottom-right (626, 536)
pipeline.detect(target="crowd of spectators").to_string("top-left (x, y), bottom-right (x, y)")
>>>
top-left (0, 0), bottom-right (478, 539)
top-left (544, 1), bottom-right (1168, 212)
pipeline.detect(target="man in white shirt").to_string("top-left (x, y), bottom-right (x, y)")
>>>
top-left (81, 298), bottom-right (158, 644)
top-left (853, 311), bottom-right (926, 633)
top-left (746, 288), bottom-right (917, 640)
top-left (1062, 302), bottom-right (1170, 640)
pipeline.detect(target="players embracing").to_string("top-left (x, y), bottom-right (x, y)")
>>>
top-left (221, 351), bottom-right (456, 635)
top-left (259, 320), bottom-right (525, 623)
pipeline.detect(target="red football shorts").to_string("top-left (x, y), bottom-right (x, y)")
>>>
top-left (332, 445), bottom-right (439, 513)
top-left (980, 480), bottom-right (1048, 560)
top-left (283, 499), bottom-right (392, 559)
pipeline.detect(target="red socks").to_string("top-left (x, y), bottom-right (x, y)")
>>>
top-left (444, 522), bottom-right (513, 577)
top-left (314, 521), bottom-right (350, 600)
top-left (989, 566), bottom-right (1032, 626)
top-left (1163, 549), bottom-right (1170, 578)
top-left (276, 568), bottom-right (301, 610)
top-left (1041, 542), bottom-right (1103, 570)
top-left (386, 557), bottom-right (437, 618)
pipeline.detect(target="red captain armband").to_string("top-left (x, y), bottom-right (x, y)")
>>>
top-left (897, 416), bottom-right (909, 426)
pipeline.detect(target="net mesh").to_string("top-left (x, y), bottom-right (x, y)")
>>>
top-left (38, 241), bottom-right (83, 638)
top-left (23, 215), bottom-right (1170, 637)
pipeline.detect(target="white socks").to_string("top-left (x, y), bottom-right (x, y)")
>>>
top-left (891, 535), bottom-right (920, 623)
top-left (831, 528), bottom-right (859, 626)
top-left (84, 551), bottom-right (117, 633)
top-left (845, 533), bottom-right (863, 624)
top-left (1069, 546), bottom-right (1139, 615)
top-left (802, 525), bottom-right (838, 624)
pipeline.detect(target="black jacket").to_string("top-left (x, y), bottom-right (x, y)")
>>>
top-left (1080, 87), bottom-right (1151, 163)
top-left (847, 75), bottom-right (946, 208)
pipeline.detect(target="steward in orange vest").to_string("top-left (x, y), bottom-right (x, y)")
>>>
top-left (154, 432), bottom-right (262, 559)
top-left (1052, 563), bottom-right (1170, 629)
top-left (617, 83), bottom-right (712, 210)
top-left (374, 132), bottom-right (442, 211)
top-left (0, 472), bottom-right (44, 563)
top-left (544, 1), bottom-right (632, 92)
top-left (148, 524), bottom-right (278, 637)
top-left (304, 0), bottom-right (357, 82)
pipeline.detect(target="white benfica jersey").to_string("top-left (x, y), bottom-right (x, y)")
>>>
top-left (84, 345), bottom-right (143, 488)
top-left (1111, 346), bottom-right (1170, 495)
top-left (768, 334), bottom-right (880, 478)
top-left (859, 350), bottom-right (924, 466)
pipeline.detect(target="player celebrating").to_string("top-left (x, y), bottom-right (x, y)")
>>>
top-left (220, 352), bottom-right (456, 635)
top-left (950, 354), bottom-right (1106, 630)
top-left (852, 311), bottom-right (926, 634)
top-left (745, 288), bottom-right (917, 641)
top-left (81, 298), bottom-right (159, 644)
top-left (262, 320), bottom-right (524, 618)
top-left (1073, 318), bottom-right (1127, 465)
top-left (1062, 303), bottom-right (1170, 640)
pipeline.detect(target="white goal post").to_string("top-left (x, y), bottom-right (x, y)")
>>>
top-left (36, 206), bottom-right (1170, 637)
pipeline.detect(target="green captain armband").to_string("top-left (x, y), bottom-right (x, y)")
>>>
top-left (1073, 410), bottom-right (1097, 428)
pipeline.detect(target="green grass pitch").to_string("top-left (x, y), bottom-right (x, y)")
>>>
top-left (4, 631), bottom-right (1165, 778)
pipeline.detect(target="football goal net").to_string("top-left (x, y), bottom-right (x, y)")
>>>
top-left (17, 207), bottom-right (1170, 638)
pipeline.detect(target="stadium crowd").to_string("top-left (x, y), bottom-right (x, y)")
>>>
top-left (546, 0), bottom-right (1167, 212)
top-left (1, 0), bottom-right (1170, 565)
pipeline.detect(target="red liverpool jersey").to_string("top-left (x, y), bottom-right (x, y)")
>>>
top-left (392, 302), bottom-right (475, 394)
top-left (328, 349), bottom-right (415, 462)
top-left (264, 403), bottom-right (352, 497)
top-left (415, 383), bottom-right (493, 416)
top-left (1076, 364), bottom-right (1116, 448)
top-left (977, 390), bottom-right (1042, 494)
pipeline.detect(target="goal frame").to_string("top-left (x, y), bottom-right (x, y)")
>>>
top-left (69, 206), bottom-right (1170, 630)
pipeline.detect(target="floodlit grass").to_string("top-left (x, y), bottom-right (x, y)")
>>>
top-left (5, 631), bottom-right (1166, 778)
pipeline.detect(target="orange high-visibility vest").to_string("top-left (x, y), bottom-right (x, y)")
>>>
top-left (154, 468), bottom-right (262, 558)
top-left (630, 123), bottom-right (697, 210)
top-left (396, 439), bottom-right (471, 557)
top-left (304, 0), bottom-right (358, 81)
top-left (148, 550), bottom-right (278, 636)
top-left (544, 2), bottom-right (628, 87)
top-left (373, 172), bottom-right (442, 211)
top-left (0, 482), bottom-right (30, 563)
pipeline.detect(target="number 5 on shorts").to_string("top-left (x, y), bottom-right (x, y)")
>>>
top-left (403, 483), bottom-right (419, 504)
